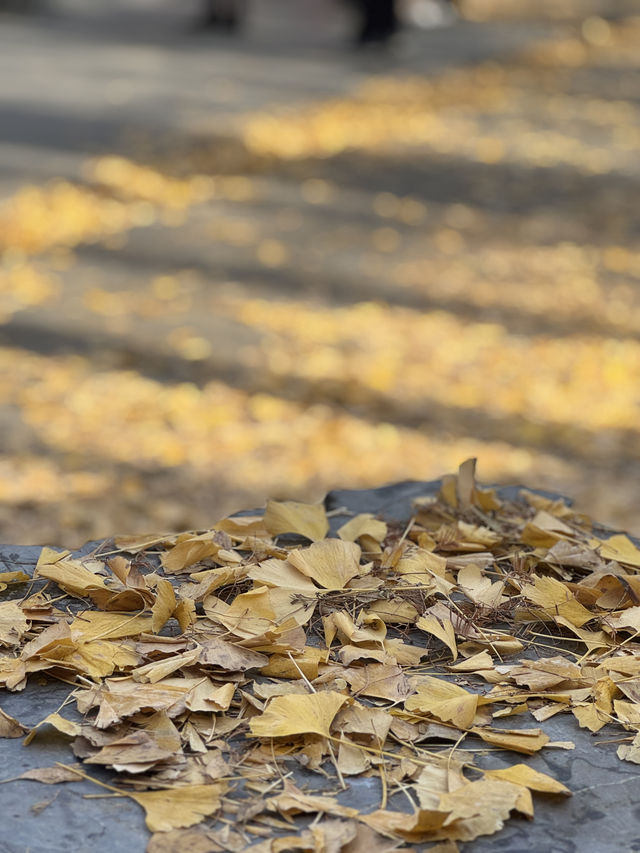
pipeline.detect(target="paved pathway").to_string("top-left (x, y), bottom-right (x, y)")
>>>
top-left (2, 0), bottom-right (640, 545)
top-left (0, 0), bottom-right (552, 190)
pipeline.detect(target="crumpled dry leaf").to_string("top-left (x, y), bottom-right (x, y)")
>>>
top-left (366, 598), bottom-right (419, 626)
top-left (185, 680), bottom-right (236, 713)
top-left (337, 737), bottom-right (370, 775)
top-left (413, 757), bottom-right (467, 809)
top-left (448, 651), bottom-right (493, 673)
top-left (617, 732), bottom-right (640, 765)
top-left (204, 585), bottom-right (315, 637)
top-left (0, 570), bottom-right (29, 591)
top-left (268, 781), bottom-right (358, 819)
top-left (132, 648), bottom-right (201, 684)
top-left (151, 579), bottom-right (177, 633)
top-left (85, 729), bottom-right (177, 774)
top-left (0, 706), bottom-right (27, 738)
top-left (333, 702), bottom-right (392, 746)
top-left (75, 677), bottom-right (206, 727)
top-left (15, 764), bottom-right (82, 784)
top-left (0, 600), bottom-right (29, 647)
top-left (34, 548), bottom-right (107, 597)
top-left (521, 510), bottom-right (575, 549)
top-left (437, 778), bottom-right (533, 839)
top-left (146, 827), bottom-right (223, 853)
top-left (363, 806), bottom-right (449, 842)
top-left (197, 638), bottom-right (269, 672)
top-left (261, 646), bottom-right (329, 680)
top-left (60, 638), bottom-right (140, 680)
top-left (343, 663), bottom-right (410, 703)
top-left (325, 611), bottom-right (386, 647)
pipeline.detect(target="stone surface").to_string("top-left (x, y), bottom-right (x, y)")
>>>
top-left (1, 480), bottom-right (640, 851)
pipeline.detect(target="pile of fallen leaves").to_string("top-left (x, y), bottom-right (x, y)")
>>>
top-left (2, 460), bottom-right (640, 851)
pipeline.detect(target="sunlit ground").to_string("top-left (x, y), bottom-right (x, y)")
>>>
top-left (1, 7), bottom-right (639, 545)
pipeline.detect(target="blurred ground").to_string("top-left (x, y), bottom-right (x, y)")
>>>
top-left (0, 0), bottom-right (639, 546)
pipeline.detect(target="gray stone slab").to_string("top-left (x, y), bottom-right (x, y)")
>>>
top-left (1, 480), bottom-right (639, 851)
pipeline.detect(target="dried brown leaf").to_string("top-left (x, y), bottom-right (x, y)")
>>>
top-left (16, 764), bottom-right (82, 784)
top-left (146, 828), bottom-right (223, 853)
top-left (618, 732), bottom-right (640, 764)
top-left (0, 707), bottom-right (27, 738)
top-left (0, 600), bottom-right (29, 648)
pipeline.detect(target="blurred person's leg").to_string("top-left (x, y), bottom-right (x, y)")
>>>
top-left (356, 0), bottom-right (398, 44)
top-left (201, 0), bottom-right (244, 30)
top-left (404, 0), bottom-right (460, 28)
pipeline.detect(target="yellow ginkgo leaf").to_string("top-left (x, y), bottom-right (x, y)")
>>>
top-left (60, 639), bottom-right (140, 680)
top-left (247, 558), bottom-right (318, 593)
top-left (438, 777), bottom-right (533, 825)
top-left (0, 708), bottom-right (27, 738)
top-left (471, 726), bottom-right (550, 754)
top-left (249, 690), bottom-right (348, 739)
top-left (268, 779), bottom-right (358, 818)
top-left (405, 676), bottom-right (478, 729)
top-left (598, 534), bottom-right (640, 569)
top-left (288, 539), bottom-right (363, 589)
top-left (263, 499), bottom-right (329, 541)
top-left (485, 763), bottom-right (571, 795)
top-left (0, 571), bottom-right (29, 591)
top-left (35, 548), bottom-right (108, 600)
top-left (449, 651), bottom-right (493, 672)
top-left (521, 575), bottom-right (593, 628)
top-left (521, 510), bottom-right (575, 549)
top-left (337, 514), bottom-right (387, 545)
top-left (151, 579), bottom-right (176, 633)
top-left (0, 600), bottom-right (29, 647)
top-left (69, 611), bottom-right (154, 643)
top-left (618, 732), bottom-right (640, 765)
top-left (457, 564), bottom-right (506, 609)
top-left (132, 648), bottom-right (201, 684)
top-left (161, 536), bottom-right (219, 574)
top-left (416, 614), bottom-right (458, 661)
top-left (23, 712), bottom-right (83, 745)
top-left (130, 784), bottom-right (227, 832)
